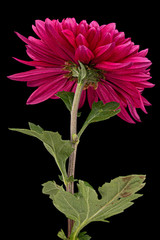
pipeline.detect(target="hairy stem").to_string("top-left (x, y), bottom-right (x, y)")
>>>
top-left (67, 81), bottom-right (85, 237)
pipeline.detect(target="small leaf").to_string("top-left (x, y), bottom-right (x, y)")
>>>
top-left (28, 122), bottom-right (44, 133)
top-left (56, 91), bottom-right (74, 112)
top-left (78, 101), bottom-right (120, 138)
top-left (57, 229), bottom-right (67, 240)
top-left (67, 176), bottom-right (78, 183)
top-left (42, 175), bottom-right (145, 240)
top-left (78, 231), bottom-right (91, 240)
top-left (42, 181), bottom-right (64, 197)
top-left (10, 123), bottom-right (74, 186)
top-left (56, 91), bottom-right (81, 117)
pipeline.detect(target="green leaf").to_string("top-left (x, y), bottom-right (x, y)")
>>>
top-left (42, 175), bottom-right (145, 240)
top-left (56, 91), bottom-right (75, 112)
top-left (57, 229), bottom-right (68, 240)
top-left (78, 231), bottom-right (91, 240)
top-left (42, 180), bottom-right (64, 197)
top-left (78, 101), bottom-right (121, 138)
top-left (28, 122), bottom-right (44, 133)
top-left (56, 91), bottom-right (81, 117)
top-left (9, 123), bottom-right (74, 186)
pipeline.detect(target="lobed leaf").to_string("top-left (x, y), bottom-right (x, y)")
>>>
top-left (78, 231), bottom-right (91, 240)
top-left (42, 175), bottom-right (145, 240)
top-left (9, 123), bottom-right (74, 186)
top-left (78, 101), bottom-right (121, 138)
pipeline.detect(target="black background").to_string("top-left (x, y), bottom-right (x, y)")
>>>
top-left (3, 1), bottom-right (159, 239)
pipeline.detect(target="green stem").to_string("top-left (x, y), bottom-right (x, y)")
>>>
top-left (77, 123), bottom-right (87, 139)
top-left (67, 81), bottom-right (85, 238)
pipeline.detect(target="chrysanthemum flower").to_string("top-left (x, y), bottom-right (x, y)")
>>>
top-left (8, 18), bottom-right (154, 123)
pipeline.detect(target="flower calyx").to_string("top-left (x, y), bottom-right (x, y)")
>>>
top-left (64, 61), bottom-right (105, 90)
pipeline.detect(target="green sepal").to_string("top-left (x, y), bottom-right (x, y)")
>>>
top-left (78, 61), bottom-right (87, 83)
top-left (9, 123), bottom-right (74, 186)
top-left (78, 101), bottom-right (121, 138)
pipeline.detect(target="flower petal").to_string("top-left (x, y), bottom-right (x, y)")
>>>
top-left (96, 82), bottom-right (135, 123)
top-left (62, 29), bottom-right (77, 48)
top-left (62, 18), bottom-right (77, 35)
top-left (51, 79), bottom-right (75, 99)
top-left (75, 45), bottom-right (94, 64)
top-left (95, 61), bottom-right (132, 71)
top-left (92, 43), bottom-right (115, 63)
top-left (76, 33), bottom-right (89, 47)
top-left (27, 76), bottom-right (68, 104)
top-left (87, 27), bottom-right (100, 50)
top-left (45, 18), bottom-right (75, 61)
top-left (79, 90), bottom-right (86, 108)
top-left (8, 68), bottom-right (67, 82)
top-left (109, 41), bottom-right (132, 62)
top-left (87, 86), bottom-right (98, 108)
top-left (12, 57), bottom-right (56, 67)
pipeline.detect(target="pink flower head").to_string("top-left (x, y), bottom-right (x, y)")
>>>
top-left (8, 18), bottom-right (154, 123)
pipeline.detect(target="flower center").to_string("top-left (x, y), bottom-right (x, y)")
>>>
top-left (64, 61), bottom-right (105, 90)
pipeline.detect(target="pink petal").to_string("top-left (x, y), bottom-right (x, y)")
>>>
top-left (89, 21), bottom-right (99, 28)
top-left (92, 43), bottom-right (115, 64)
top-left (75, 45), bottom-right (94, 64)
top-left (77, 21), bottom-right (88, 37)
top-left (87, 27), bottom-right (100, 50)
top-left (133, 81), bottom-right (155, 89)
top-left (122, 56), bottom-right (152, 68)
top-left (35, 20), bottom-right (69, 61)
top-left (79, 90), bottom-right (86, 108)
top-left (128, 45), bottom-right (140, 56)
top-left (109, 41), bottom-right (132, 62)
top-left (97, 82), bottom-right (135, 123)
top-left (62, 29), bottom-right (77, 48)
top-left (95, 61), bottom-right (132, 71)
top-left (96, 32), bottom-right (112, 48)
top-left (104, 78), bottom-right (147, 113)
top-left (27, 76), bottom-right (68, 104)
top-left (26, 45), bottom-right (64, 65)
top-left (13, 57), bottom-right (56, 67)
top-left (87, 86), bottom-right (98, 108)
top-left (27, 79), bottom-right (52, 87)
top-left (103, 79), bottom-right (146, 120)
top-left (100, 23), bottom-right (116, 33)
top-left (45, 19), bottom-right (75, 62)
top-left (141, 96), bottom-right (151, 106)
top-left (61, 18), bottom-right (77, 35)
top-left (136, 49), bottom-right (148, 57)
top-left (8, 68), bottom-right (67, 81)
top-left (51, 79), bottom-right (75, 99)
top-left (127, 101), bottom-right (141, 122)
top-left (114, 32), bottom-right (125, 44)
top-left (106, 72), bottom-right (152, 82)
top-left (15, 32), bottom-right (59, 62)
top-left (76, 33), bottom-right (89, 47)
